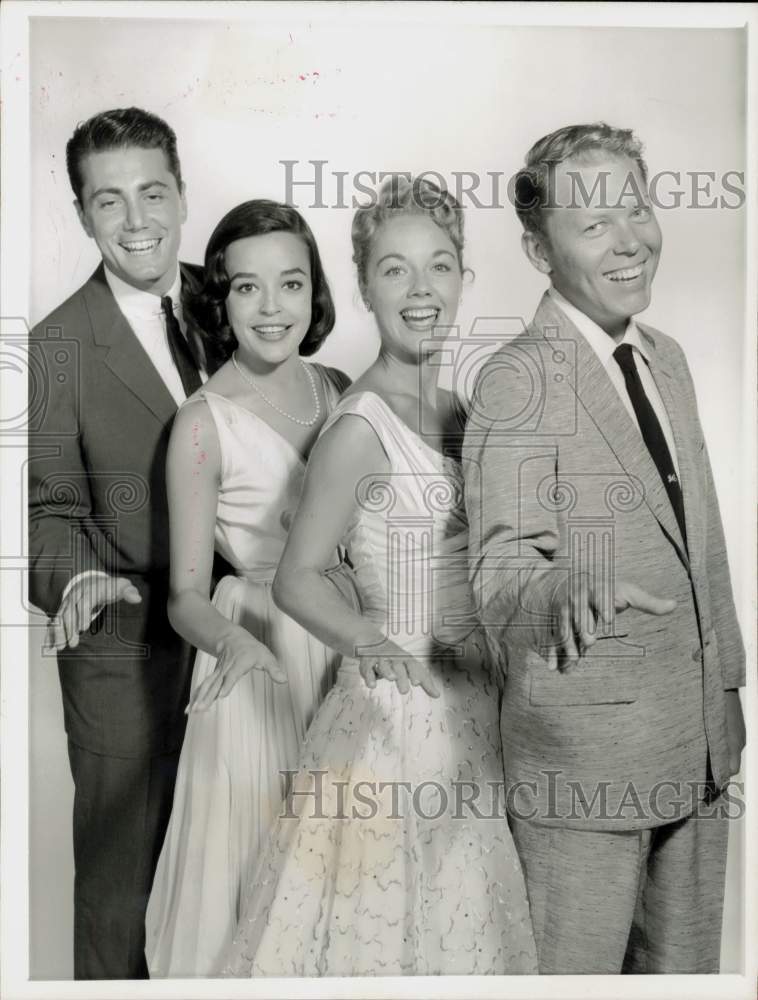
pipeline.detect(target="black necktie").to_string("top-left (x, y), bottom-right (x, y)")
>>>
top-left (161, 295), bottom-right (201, 397)
top-left (614, 343), bottom-right (687, 548)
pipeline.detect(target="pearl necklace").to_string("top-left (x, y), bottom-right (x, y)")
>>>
top-left (232, 352), bottom-right (321, 427)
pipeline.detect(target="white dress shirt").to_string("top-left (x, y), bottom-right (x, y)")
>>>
top-left (104, 264), bottom-right (207, 406)
top-left (58, 264), bottom-right (207, 614)
top-left (549, 287), bottom-right (680, 476)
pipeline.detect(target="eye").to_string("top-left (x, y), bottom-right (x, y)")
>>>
top-left (432, 262), bottom-right (452, 273)
top-left (145, 192), bottom-right (165, 203)
top-left (632, 205), bottom-right (652, 222)
top-left (283, 279), bottom-right (304, 291)
top-left (584, 220), bottom-right (607, 235)
top-left (233, 282), bottom-right (256, 295)
top-left (383, 265), bottom-right (404, 277)
top-left (97, 199), bottom-right (120, 210)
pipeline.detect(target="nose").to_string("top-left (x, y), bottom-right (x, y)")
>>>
top-left (259, 287), bottom-right (281, 316)
top-left (123, 197), bottom-right (147, 232)
top-left (613, 219), bottom-right (641, 256)
top-left (408, 269), bottom-right (432, 297)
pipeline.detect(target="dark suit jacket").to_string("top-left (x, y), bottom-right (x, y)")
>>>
top-left (464, 293), bottom-right (745, 830)
top-left (28, 262), bottom-right (204, 757)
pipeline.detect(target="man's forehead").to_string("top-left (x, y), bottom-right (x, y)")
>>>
top-left (80, 145), bottom-right (172, 179)
top-left (552, 153), bottom-right (648, 208)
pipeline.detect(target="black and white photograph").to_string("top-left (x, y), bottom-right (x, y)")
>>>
top-left (1, 3), bottom-right (755, 999)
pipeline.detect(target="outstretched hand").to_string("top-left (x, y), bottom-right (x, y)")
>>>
top-left (543, 573), bottom-right (677, 671)
top-left (45, 574), bottom-right (142, 652)
top-left (187, 627), bottom-right (286, 712)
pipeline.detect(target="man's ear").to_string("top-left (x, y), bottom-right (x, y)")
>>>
top-left (74, 199), bottom-right (93, 239)
top-left (521, 230), bottom-right (552, 276)
top-left (179, 182), bottom-right (188, 224)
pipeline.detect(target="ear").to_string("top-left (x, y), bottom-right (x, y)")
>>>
top-left (179, 182), bottom-right (188, 224)
top-left (74, 199), bottom-right (93, 239)
top-left (521, 230), bottom-right (553, 276)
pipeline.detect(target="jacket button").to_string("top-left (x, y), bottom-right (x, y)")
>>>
top-left (692, 647), bottom-right (703, 662)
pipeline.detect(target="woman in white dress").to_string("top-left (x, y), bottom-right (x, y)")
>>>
top-left (146, 200), bottom-right (354, 976)
top-left (220, 177), bottom-right (538, 976)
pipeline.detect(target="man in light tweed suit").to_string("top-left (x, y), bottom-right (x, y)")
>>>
top-left (464, 124), bottom-right (745, 973)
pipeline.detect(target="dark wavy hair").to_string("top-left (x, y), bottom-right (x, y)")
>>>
top-left (66, 107), bottom-right (182, 202)
top-left (191, 200), bottom-right (336, 373)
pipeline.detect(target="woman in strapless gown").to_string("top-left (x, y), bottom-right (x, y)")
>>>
top-left (221, 178), bottom-right (537, 976)
top-left (146, 200), bottom-right (355, 976)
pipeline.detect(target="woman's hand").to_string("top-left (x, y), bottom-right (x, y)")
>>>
top-left (187, 627), bottom-right (287, 712)
top-left (358, 640), bottom-right (440, 698)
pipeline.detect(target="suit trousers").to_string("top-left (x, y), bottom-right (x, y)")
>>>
top-left (510, 800), bottom-right (729, 974)
top-left (67, 740), bottom-right (180, 979)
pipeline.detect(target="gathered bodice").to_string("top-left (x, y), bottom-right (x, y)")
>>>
top-left (192, 364), bottom-right (344, 583)
top-left (319, 391), bottom-right (478, 656)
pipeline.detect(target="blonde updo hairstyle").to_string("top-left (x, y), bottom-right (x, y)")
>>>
top-left (351, 174), bottom-right (466, 308)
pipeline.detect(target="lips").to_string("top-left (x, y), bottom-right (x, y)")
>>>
top-left (603, 261), bottom-right (646, 283)
top-left (400, 306), bottom-right (441, 329)
top-left (252, 324), bottom-right (291, 340)
top-left (120, 238), bottom-right (162, 256)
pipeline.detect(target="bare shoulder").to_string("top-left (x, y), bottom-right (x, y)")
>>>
top-left (314, 407), bottom-right (390, 473)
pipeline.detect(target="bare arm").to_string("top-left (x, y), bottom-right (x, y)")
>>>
top-left (166, 400), bottom-right (284, 710)
top-left (274, 414), bottom-right (439, 697)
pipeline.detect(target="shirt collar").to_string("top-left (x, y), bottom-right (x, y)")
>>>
top-left (548, 286), bottom-right (648, 367)
top-left (104, 264), bottom-right (182, 321)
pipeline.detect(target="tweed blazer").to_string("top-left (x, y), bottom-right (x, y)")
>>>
top-left (464, 292), bottom-right (745, 830)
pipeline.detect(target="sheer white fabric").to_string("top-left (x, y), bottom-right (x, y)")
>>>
top-left (146, 366), bottom-right (351, 977)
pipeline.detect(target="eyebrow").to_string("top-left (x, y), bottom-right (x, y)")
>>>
top-left (88, 180), bottom-right (170, 201)
top-left (375, 249), bottom-right (456, 267)
top-left (229, 267), bottom-right (308, 281)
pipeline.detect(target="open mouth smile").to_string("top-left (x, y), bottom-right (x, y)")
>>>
top-left (603, 261), bottom-right (647, 283)
top-left (120, 238), bottom-right (162, 256)
top-left (400, 307), bottom-right (441, 328)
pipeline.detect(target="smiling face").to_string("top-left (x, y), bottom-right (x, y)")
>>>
top-left (224, 231), bottom-right (313, 368)
top-left (363, 214), bottom-right (462, 362)
top-left (75, 145), bottom-right (187, 295)
top-left (524, 154), bottom-right (662, 340)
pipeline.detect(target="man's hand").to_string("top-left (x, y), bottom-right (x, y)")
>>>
top-left (45, 575), bottom-right (142, 652)
top-left (543, 573), bottom-right (677, 671)
top-left (725, 689), bottom-right (746, 777)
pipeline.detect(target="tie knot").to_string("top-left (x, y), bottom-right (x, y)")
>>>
top-left (161, 295), bottom-right (175, 316)
top-left (613, 343), bottom-right (636, 374)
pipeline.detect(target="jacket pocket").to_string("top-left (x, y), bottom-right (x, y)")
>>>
top-left (529, 667), bottom-right (639, 706)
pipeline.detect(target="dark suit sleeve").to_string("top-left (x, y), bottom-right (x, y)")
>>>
top-left (28, 321), bottom-right (106, 617)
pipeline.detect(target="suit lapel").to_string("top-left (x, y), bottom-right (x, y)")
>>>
top-left (532, 294), bottom-right (689, 566)
top-left (82, 264), bottom-right (178, 425)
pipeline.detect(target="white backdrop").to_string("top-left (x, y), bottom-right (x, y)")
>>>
top-left (23, 7), bottom-right (749, 985)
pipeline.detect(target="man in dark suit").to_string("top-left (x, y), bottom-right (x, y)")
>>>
top-left (465, 123), bottom-right (745, 972)
top-left (28, 107), bottom-right (204, 979)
